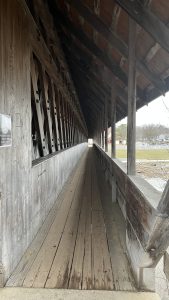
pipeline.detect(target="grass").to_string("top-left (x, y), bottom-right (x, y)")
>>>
top-left (116, 149), bottom-right (169, 160)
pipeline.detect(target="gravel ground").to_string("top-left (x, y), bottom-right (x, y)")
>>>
top-left (136, 161), bottom-right (169, 181)
top-left (108, 143), bottom-right (169, 191)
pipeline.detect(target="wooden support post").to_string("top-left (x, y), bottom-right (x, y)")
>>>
top-left (77, 127), bottom-right (79, 144)
top-left (97, 121), bottom-right (99, 145)
top-left (110, 88), bottom-right (117, 202)
top-left (69, 111), bottom-right (72, 146)
top-left (61, 97), bottom-right (67, 148)
top-left (111, 88), bottom-right (116, 158)
top-left (72, 119), bottom-right (76, 145)
top-left (63, 100), bottom-right (69, 147)
top-left (56, 90), bottom-right (64, 150)
top-left (78, 128), bottom-right (80, 144)
top-left (127, 18), bottom-right (137, 175)
top-left (101, 110), bottom-right (104, 148)
top-left (49, 80), bottom-right (59, 151)
top-left (99, 114), bottom-right (102, 146)
top-left (38, 63), bottom-right (54, 154)
top-left (74, 121), bottom-right (76, 145)
top-left (60, 94), bottom-right (67, 149)
top-left (31, 57), bottom-right (47, 157)
top-left (101, 129), bottom-right (103, 147)
top-left (67, 103), bottom-right (71, 146)
top-left (67, 104), bottom-right (72, 147)
top-left (70, 112), bottom-right (74, 146)
top-left (104, 99), bottom-right (108, 152)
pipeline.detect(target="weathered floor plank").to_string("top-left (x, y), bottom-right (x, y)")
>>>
top-left (92, 210), bottom-right (114, 290)
top-left (7, 151), bottom-right (87, 288)
top-left (6, 148), bottom-right (136, 291)
top-left (81, 162), bottom-right (93, 290)
top-left (96, 156), bottom-right (136, 291)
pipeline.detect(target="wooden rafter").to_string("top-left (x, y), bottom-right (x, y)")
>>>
top-left (52, 8), bottom-right (128, 85)
top-left (62, 37), bottom-right (133, 111)
top-left (58, 23), bottom-right (145, 103)
top-left (63, 0), bottom-right (166, 94)
top-left (115, 0), bottom-right (169, 56)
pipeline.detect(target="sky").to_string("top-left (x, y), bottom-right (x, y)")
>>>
top-left (117, 92), bottom-right (169, 128)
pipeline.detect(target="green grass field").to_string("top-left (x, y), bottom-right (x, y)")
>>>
top-left (116, 149), bottom-right (169, 160)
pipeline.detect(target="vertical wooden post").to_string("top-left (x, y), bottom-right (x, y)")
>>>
top-left (127, 18), bottom-right (137, 175)
top-left (71, 113), bottom-right (74, 146)
top-left (67, 104), bottom-right (71, 146)
top-left (73, 118), bottom-right (76, 145)
top-left (64, 101), bottom-right (69, 147)
top-left (55, 88), bottom-right (63, 150)
top-left (70, 109), bottom-right (73, 146)
top-left (104, 99), bottom-right (108, 152)
top-left (102, 110), bottom-right (104, 148)
top-left (38, 64), bottom-right (54, 154)
top-left (110, 86), bottom-right (117, 202)
top-left (50, 80), bottom-right (59, 151)
top-left (111, 88), bottom-right (116, 158)
top-left (99, 113), bottom-right (102, 146)
top-left (59, 93), bottom-right (65, 149)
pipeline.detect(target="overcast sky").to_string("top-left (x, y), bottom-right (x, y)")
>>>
top-left (117, 92), bottom-right (169, 127)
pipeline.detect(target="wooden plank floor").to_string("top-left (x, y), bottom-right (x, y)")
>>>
top-left (7, 148), bottom-right (136, 291)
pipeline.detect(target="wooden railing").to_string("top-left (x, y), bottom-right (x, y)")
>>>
top-left (94, 144), bottom-right (169, 291)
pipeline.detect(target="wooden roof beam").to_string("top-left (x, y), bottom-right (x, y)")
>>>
top-left (51, 8), bottom-right (128, 84)
top-left (84, 88), bottom-right (127, 123)
top-left (110, 5), bottom-right (121, 32)
top-left (115, 0), bottom-right (169, 57)
top-left (76, 80), bottom-right (106, 108)
top-left (69, 66), bottom-right (127, 124)
top-left (108, 5), bottom-right (121, 56)
top-left (61, 30), bottom-right (129, 98)
top-left (64, 45), bottom-right (128, 110)
top-left (57, 19), bottom-right (144, 101)
top-left (68, 60), bottom-right (110, 98)
top-left (69, 56), bottom-right (128, 111)
top-left (61, 36), bottom-right (111, 91)
top-left (60, 28), bottom-right (129, 116)
top-left (143, 0), bottom-right (153, 8)
top-left (70, 71), bottom-right (105, 108)
top-left (63, 0), bottom-right (166, 94)
top-left (93, 0), bottom-right (100, 43)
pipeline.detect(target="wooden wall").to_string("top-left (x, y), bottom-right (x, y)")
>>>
top-left (0, 0), bottom-right (87, 284)
top-left (0, 0), bottom-right (31, 282)
top-left (30, 143), bottom-right (87, 246)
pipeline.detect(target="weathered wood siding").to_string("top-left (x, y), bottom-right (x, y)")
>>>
top-left (30, 144), bottom-right (87, 242)
top-left (0, 0), bottom-right (87, 283)
top-left (0, 0), bottom-right (31, 282)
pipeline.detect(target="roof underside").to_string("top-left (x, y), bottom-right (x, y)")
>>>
top-left (48, 0), bottom-right (169, 136)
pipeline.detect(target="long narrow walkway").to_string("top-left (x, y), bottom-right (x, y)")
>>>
top-left (7, 149), bottom-right (135, 291)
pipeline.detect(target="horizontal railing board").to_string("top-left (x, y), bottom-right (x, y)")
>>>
top-left (94, 144), bottom-right (169, 269)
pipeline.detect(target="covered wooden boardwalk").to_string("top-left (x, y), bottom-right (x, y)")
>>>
top-left (2, 0), bottom-right (169, 298)
top-left (7, 149), bottom-right (135, 291)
